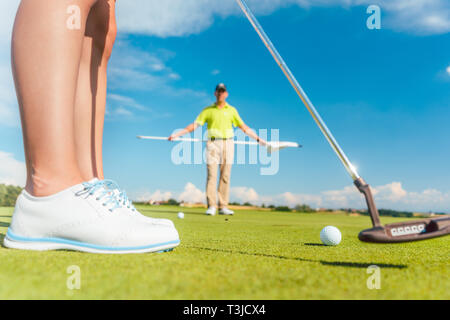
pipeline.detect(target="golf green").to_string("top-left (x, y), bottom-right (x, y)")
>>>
top-left (0, 205), bottom-right (448, 299)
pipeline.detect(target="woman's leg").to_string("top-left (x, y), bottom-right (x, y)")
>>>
top-left (74, 0), bottom-right (116, 181)
top-left (12, 0), bottom-right (98, 196)
top-left (6, 0), bottom-right (181, 254)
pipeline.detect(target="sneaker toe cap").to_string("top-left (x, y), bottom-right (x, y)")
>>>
top-left (125, 224), bottom-right (180, 247)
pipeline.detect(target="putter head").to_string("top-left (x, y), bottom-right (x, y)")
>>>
top-left (359, 217), bottom-right (450, 243)
top-left (354, 178), bottom-right (450, 243)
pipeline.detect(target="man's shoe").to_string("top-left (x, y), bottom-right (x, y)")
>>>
top-left (3, 180), bottom-right (180, 254)
top-left (206, 207), bottom-right (217, 216)
top-left (219, 208), bottom-right (234, 215)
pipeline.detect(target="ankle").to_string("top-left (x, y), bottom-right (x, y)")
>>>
top-left (26, 174), bottom-right (83, 197)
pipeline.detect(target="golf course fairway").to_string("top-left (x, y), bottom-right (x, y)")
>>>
top-left (0, 205), bottom-right (448, 300)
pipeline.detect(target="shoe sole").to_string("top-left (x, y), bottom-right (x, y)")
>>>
top-left (3, 229), bottom-right (180, 254)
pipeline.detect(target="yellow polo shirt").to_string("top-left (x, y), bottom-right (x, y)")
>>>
top-left (195, 103), bottom-right (244, 139)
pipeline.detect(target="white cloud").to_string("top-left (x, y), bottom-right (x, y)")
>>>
top-left (108, 40), bottom-right (209, 103)
top-left (109, 39), bottom-right (171, 72)
top-left (228, 182), bottom-right (450, 212)
top-left (0, 60), bottom-right (20, 128)
top-left (1, 0), bottom-right (446, 130)
top-left (113, 107), bottom-right (133, 117)
top-left (168, 73), bottom-right (181, 80)
top-left (0, 1), bottom-right (19, 40)
top-left (179, 182), bottom-right (205, 203)
top-left (372, 182), bottom-right (407, 202)
top-left (105, 93), bottom-right (149, 120)
top-left (116, 0), bottom-right (450, 37)
top-left (0, 1), bottom-right (20, 128)
top-left (132, 181), bottom-right (450, 212)
top-left (0, 0), bottom-right (447, 130)
top-left (437, 65), bottom-right (450, 81)
top-left (134, 190), bottom-right (173, 203)
top-left (230, 186), bottom-right (259, 202)
top-left (375, 0), bottom-right (450, 35)
top-left (211, 69), bottom-right (221, 76)
top-left (108, 94), bottom-right (147, 111)
top-left (0, 151), bottom-right (26, 187)
top-left (106, 93), bottom-right (174, 121)
top-left (277, 192), bottom-right (323, 207)
top-left (116, 0), bottom-right (233, 37)
top-left (132, 182), bottom-right (205, 204)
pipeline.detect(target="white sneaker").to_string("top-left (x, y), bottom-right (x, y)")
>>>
top-left (206, 207), bottom-right (217, 216)
top-left (102, 179), bottom-right (175, 228)
top-left (219, 208), bottom-right (234, 215)
top-left (3, 180), bottom-right (180, 254)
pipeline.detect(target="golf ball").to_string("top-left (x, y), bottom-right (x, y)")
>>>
top-left (177, 212), bottom-right (185, 219)
top-left (320, 226), bottom-right (342, 246)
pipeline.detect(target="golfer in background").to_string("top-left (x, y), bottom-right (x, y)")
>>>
top-left (169, 84), bottom-right (267, 216)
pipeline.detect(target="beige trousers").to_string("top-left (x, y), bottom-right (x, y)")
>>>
top-left (206, 139), bottom-right (235, 209)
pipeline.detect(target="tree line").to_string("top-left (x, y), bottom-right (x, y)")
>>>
top-left (0, 184), bottom-right (22, 207)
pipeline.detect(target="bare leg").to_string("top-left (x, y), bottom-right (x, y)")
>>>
top-left (12, 0), bottom-right (98, 196)
top-left (74, 0), bottom-right (116, 181)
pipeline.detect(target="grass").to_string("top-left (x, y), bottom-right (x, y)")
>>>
top-left (0, 205), bottom-right (448, 299)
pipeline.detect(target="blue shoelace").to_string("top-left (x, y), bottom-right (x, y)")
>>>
top-left (103, 180), bottom-right (137, 212)
top-left (75, 180), bottom-right (121, 212)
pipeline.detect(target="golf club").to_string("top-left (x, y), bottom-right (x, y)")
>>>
top-left (137, 135), bottom-right (302, 154)
top-left (236, 0), bottom-right (450, 243)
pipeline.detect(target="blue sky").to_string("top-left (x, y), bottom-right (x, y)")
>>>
top-left (0, 0), bottom-right (449, 212)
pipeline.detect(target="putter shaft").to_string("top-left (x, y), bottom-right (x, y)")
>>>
top-left (236, 0), bottom-right (359, 181)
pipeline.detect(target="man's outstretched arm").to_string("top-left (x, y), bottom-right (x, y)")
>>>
top-left (239, 123), bottom-right (267, 146)
top-left (168, 122), bottom-right (199, 140)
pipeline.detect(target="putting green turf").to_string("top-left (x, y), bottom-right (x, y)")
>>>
top-left (0, 205), bottom-right (448, 300)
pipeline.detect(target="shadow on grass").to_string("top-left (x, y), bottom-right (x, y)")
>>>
top-left (304, 243), bottom-right (326, 247)
top-left (190, 246), bottom-right (315, 263)
top-left (189, 246), bottom-right (407, 269)
top-left (0, 233), bottom-right (4, 243)
top-left (319, 261), bottom-right (407, 269)
top-left (139, 207), bottom-right (207, 216)
top-left (0, 222), bottom-right (10, 228)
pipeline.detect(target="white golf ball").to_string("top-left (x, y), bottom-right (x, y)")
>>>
top-left (177, 212), bottom-right (185, 219)
top-left (320, 226), bottom-right (342, 246)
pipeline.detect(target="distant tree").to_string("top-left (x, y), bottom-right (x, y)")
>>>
top-left (268, 205), bottom-right (275, 209)
top-left (229, 202), bottom-right (241, 206)
top-left (261, 204), bottom-right (266, 208)
top-left (166, 198), bottom-right (180, 206)
top-left (294, 204), bottom-right (315, 213)
top-left (0, 184), bottom-right (22, 207)
top-left (242, 202), bottom-right (253, 207)
top-left (379, 209), bottom-right (413, 218)
top-left (274, 206), bottom-right (292, 212)
top-left (360, 209), bottom-right (414, 218)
